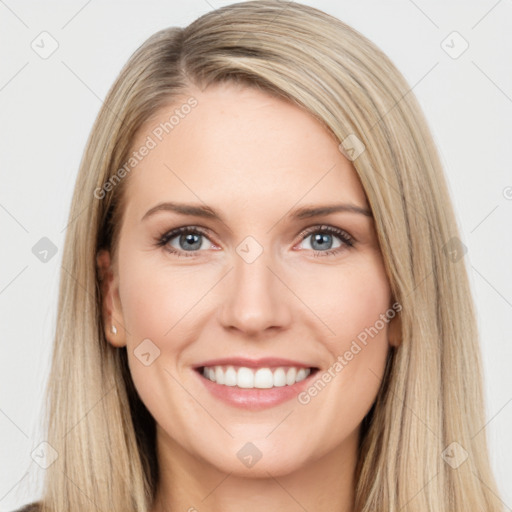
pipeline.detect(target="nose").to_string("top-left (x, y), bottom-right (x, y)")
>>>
top-left (217, 247), bottom-right (292, 336)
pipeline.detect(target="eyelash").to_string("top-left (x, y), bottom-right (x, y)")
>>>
top-left (155, 224), bottom-right (355, 259)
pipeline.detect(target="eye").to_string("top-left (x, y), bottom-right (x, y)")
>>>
top-left (155, 224), bottom-right (355, 258)
top-left (156, 226), bottom-right (214, 257)
top-left (295, 225), bottom-right (354, 257)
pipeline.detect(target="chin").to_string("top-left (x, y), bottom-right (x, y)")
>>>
top-left (198, 442), bottom-right (310, 478)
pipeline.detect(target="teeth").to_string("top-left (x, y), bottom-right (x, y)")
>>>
top-left (224, 366), bottom-right (237, 386)
top-left (201, 365), bottom-right (312, 388)
top-left (286, 367), bottom-right (297, 385)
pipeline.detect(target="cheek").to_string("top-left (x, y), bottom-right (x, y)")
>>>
top-left (117, 248), bottom-right (206, 433)
top-left (118, 247), bottom-right (207, 342)
top-left (306, 253), bottom-right (391, 384)
top-left (296, 252), bottom-right (392, 430)
top-left (304, 251), bottom-right (392, 345)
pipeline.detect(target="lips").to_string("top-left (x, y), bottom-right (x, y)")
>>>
top-left (192, 356), bottom-right (318, 370)
top-left (191, 356), bottom-right (320, 409)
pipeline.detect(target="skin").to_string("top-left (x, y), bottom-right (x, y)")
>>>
top-left (97, 81), bottom-right (401, 512)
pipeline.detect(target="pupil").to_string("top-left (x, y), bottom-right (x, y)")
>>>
top-left (182, 233), bottom-right (201, 250)
top-left (312, 233), bottom-right (331, 250)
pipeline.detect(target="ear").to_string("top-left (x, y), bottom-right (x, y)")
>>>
top-left (387, 305), bottom-right (402, 348)
top-left (96, 249), bottom-right (126, 348)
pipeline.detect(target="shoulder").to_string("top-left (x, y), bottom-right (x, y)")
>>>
top-left (10, 503), bottom-right (41, 512)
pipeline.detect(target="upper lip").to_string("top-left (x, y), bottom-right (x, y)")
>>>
top-left (193, 357), bottom-right (318, 370)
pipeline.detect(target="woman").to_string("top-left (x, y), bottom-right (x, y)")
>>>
top-left (14, 1), bottom-right (504, 511)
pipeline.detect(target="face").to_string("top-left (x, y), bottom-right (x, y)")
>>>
top-left (97, 82), bottom-right (400, 478)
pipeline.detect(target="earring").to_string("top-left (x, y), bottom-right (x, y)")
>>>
top-left (111, 324), bottom-right (118, 335)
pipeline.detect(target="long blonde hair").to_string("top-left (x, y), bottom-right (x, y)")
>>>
top-left (38, 1), bottom-right (504, 511)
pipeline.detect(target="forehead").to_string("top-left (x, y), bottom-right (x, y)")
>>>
top-left (123, 82), bottom-right (368, 219)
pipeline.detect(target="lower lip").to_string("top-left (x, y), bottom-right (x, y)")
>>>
top-left (194, 368), bottom-right (318, 410)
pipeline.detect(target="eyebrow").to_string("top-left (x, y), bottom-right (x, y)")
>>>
top-left (141, 201), bottom-right (373, 223)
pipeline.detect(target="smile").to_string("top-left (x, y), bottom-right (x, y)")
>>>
top-left (200, 365), bottom-right (314, 389)
top-left (194, 364), bottom-right (320, 410)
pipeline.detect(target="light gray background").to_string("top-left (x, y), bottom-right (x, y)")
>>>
top-left (1, 0), bottom-right (511, 509)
